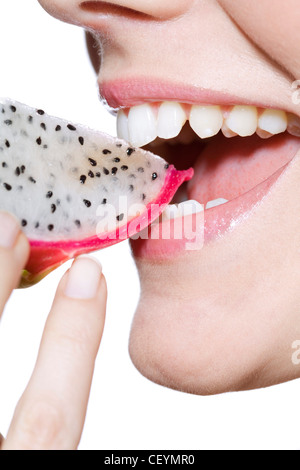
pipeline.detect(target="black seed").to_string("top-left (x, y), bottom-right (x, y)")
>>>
top-left (117, 214), bottom-right (124, 222)
top-left (3, 183), bottom-right (12, 191)
top-left (88, 158), bottom-right (97, 167)
top-left (111, 167), bottom-right (118, 175)
top-left (46, 191), bottom-right (53, 198)
top-left (48, 224), bottom-right (54, 232)
top-left (113, 157), bottom-right (121, 163)
top-left (67, 124), bottom-right (76, 131)
top-left (101, 198), bottom-right (107, 205)
top-left (129, 174), bottom-right (136, 179)
top-left (43, 145), bottom-right (48, 149)
top-left (80, 175), bottom-right (87, 184)
top-left (2, 162), bottom-right (8, 168)
top-left (17, 185), bottom-right (23, 191)
top-left (83, 199), bottom-right (92, 208)
top-left (10, 105), bottom-right (16, 113)
top-left (56, 199), bottom-right (61, 206)
top-left (121, 165), bottom-right (128, 171)
top-left (138, 167), bottom-right (144, 173)
top-left (15, 167), bottom-right (21, 176)
top-left (75, 220), bottom-right (81, 228)
top-left (103, 168), bottom-right (109, 175)
top-left (142, 193), bottom-right (146, 201)
top-left (51, 204), bottom-right (56, 213)
top-left (55, 125), bottom-right (61, 132)
top-left (4, 120), bottom-right (12, 126)
top-left (88, 170), bottom-right (95, 178)
top-left (129, 184), bottom-right (134, 192)
top-left (35, 222), bottom-right (40, 229)
top-left (5, 140), bottom-right (10, 148)
top-left (164, 163), bottom-right (170, 169)
top-left (36, 137), bottom-right (42, 145)
top-left (102, 149), bottom-right (111, 155)
top-left (95, 172), bottom-right (101, 178)
top-left (40, 122), bottom-right (46, 130)
top-left (1, 107), bottom-right (4, 114)
top-left (116, 143), bottom-right (122, 148)
top-left (28, 115), bottom-right (33, 123)
top-left (152, 172), bottom-right (158, 181)
top-left (127, 147), bottom-right (135, 156)
top-left (21, 165), bottom-right (26, 173)
top-left (21, 219), bottom-right (27, 227)
top-left (37, 109), bottom-right (45, 115)
top-left (29, 177), bottom-right (36, 184)
top-left (79, 136), bottom-right (84, 146)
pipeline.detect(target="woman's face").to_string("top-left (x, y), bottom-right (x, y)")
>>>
top-left (38, 0), bottom-right (300, 394)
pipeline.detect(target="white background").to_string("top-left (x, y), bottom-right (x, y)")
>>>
top-left (0, 0), bottom-right (299, 451)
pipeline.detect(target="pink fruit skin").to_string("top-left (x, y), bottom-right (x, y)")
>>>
top-left (21, 166), bottom-right (193, 287)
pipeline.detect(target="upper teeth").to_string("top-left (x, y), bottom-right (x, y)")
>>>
top-left (157, 101), bottom-right (186, 139)
top-left (190, 105), bottom-right (223, 139)
top-left (117, 102), bottom-right (298, 148)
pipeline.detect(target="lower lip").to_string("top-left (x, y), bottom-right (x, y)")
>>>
top-left (130, 160), bottom-right (290, 260)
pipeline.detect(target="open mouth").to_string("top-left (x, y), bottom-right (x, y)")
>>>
top-left (114, 101), bottom-right (300, 254)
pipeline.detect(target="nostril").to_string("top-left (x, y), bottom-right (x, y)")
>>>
top-left (80, 0), bottom-right (194, 21)
top-left (80, 1), bottom-right (157, 21)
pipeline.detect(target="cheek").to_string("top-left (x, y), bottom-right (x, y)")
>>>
top-left (219, 0), bottom-right (300, 78)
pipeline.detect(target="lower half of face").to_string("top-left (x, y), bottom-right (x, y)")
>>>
top-left (129, 156), bottom-right (300, 394)
top-left (39, 0), bottom-right (300, 394)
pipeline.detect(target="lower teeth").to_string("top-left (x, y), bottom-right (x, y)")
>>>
top-left (205, 198), bottom-right (228, 209)
top-left (161, 200), bottom-right (203, 221)
top-left (161, 197), bottom-right (229, 221)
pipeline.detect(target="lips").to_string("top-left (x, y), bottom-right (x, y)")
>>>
top-left (99, 79), bottom-right (300, 258)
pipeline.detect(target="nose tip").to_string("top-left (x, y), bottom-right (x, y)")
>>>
top-left (38, 0), bottom-right (82, 24)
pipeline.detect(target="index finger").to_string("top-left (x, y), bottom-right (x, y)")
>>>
top-left (2, 257), bottom-right (107, 450)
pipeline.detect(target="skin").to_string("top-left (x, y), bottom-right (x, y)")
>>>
top-left (14, 0), bottom-right (300, 404)
top-left (0, 213), bottom-right (107, 450)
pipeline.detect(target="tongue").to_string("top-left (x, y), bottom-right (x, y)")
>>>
top-left (188, 133), bottom-right (300, 204)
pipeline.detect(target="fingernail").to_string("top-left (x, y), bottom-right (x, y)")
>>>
top-left (64, 257), bottom-right (102, 300)
top-left (0, 212), bottom-right (20, 248)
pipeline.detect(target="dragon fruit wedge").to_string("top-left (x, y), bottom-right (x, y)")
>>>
top-left (0, 98), bottom-right (193, 287)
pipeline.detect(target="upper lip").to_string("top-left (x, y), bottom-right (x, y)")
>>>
top-left (99, 77), bottom-right (296, 114)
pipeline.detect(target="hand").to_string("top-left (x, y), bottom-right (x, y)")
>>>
top-left (0, 212), bottom-right (107, 450)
